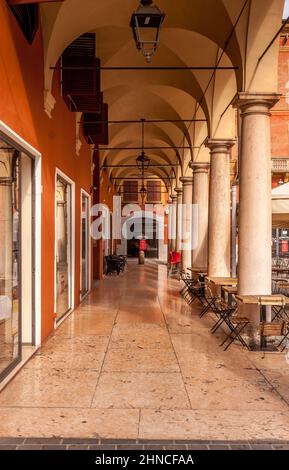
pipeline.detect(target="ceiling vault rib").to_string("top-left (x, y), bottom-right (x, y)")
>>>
top-left (79, 119), bottom-right (207, 124)
top-left (98, 146), bottom-right (199, 150)
top-left (180, 0), bottom-right (250, 150)
top-left (102, 164), bottom-right (178, 168)
top-left (50, 66), bottom-right (238, 71)
top-left (258, 16), bottom-right (289, 63)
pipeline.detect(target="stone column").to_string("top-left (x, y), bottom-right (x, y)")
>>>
top-left (191, 164), bottom-right (209, 270)
top-left (180, 177), bottom-right (193, 271)
top-left (206, 139), bottom-right (235, 278)
top-left (233, 93), bottom-right (279, 296)
top-left (231, 182), bottom-right (238, 278)
top-left (170, 195), bottom-right (177, 253)
top-left (175, 187), bottom-right (183, 253)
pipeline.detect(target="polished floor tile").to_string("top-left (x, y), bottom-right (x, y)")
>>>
top-left (103, 348), bottom-right (179, 373)
top-left (0, 369), bottom-right (99, 407)
top-left (92, 372), bottom-right (190, 409)
top-left (139, 409), bottom-right (289, 441)
top-left (25, 349), bottom-right (106, 371)
top-left (0, 408), bottom-right (139, 438)
top-left (57, 313), bottom-right (116, 336)
top-left (110, 324), bottom-right (172, 350)
top-left (40, 335), bottom-right (109, 354)
top-left (116, 306), bottom-right (165, 325)
top-left (0, 261), bottom-right (289, 440)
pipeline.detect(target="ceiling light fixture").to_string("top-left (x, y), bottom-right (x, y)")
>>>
top-left (130, 0), bottom-right (165, 63)
top-left (136, 119), bottom-right (151, 171)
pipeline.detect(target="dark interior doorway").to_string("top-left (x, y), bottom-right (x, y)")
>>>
top-left (126, 217), bottom-right (158, 259)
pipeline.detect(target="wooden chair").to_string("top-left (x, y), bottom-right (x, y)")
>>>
top-left (260, 321), bottom-right (289, 352)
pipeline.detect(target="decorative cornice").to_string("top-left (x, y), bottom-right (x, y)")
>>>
top-left (205, 138), bottom-right (236, 155)
top-left (180, 176), bottom-right (193, 186)
top-left (44, 90), bottom-right (56, 119)
top-left (232, 92), bottom-right (281, 117)
top-left (189, 161), bottom-right (210, 174)
top-left (76, 138), bottom-right (82, 156)
top-left (174, 187), bottom-right (183, 195)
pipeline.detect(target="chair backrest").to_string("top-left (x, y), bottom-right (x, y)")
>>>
top-left (260, 321), bottom-right (286, 336)
top-left (258, 296), bottom-right (285, 307)
top-left (204, 285), bottom-right (215, 301)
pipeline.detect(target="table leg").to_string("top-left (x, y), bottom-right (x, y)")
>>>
top-left (260, 305), bottom-right (267, 350)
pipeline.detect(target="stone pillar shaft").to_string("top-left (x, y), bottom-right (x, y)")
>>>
top-left (206, 139), bottom-right (235, 278)
top-left (234, 93), bottom-right (279, 296)
top-left (168, 196), bottom-right (177, 254)
top-left (191, 166), bottom-right (209, 269)
top-left (180, 177), bottom-right (193, 271)
top-left (175, 188), bottom-right (183, 253)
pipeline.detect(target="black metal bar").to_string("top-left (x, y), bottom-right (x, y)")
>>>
top-left (258, 16), bottom-right (289, 63)
top-left (79, 119), bottom-right (207, 124)
top-left (98, 146), bottom-right (198, 150)
top-left (118, 190), bottom-right (168, 193)
top-left (101, 164), bottom-right (178, 168)
top-left (111, 177), bottom-right (167, 180)
top-left (51, 66), bottom-right (238, 71)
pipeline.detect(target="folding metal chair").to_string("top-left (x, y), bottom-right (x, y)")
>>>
top-left (199, 285), bottom-right (219, 318)
top-left (180, 271), bottom-right (195, 300)
top-left (210, 299), bottom-right (238, 335)
top-left (276, 322), bottom-right (289, 351)
top-left (220, 317), bottom-right (251, 351)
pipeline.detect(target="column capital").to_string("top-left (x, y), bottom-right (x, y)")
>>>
top-left (189, 161), bottom-right (210, 174)
top-left (169, 194), bottom-right (177, 202)
top-left (232, 92), bottom-right (280, 117)
top-left (174, 187), bottom-right (183, 195)
top-left (205, 138), bottom-right (236, 155)
top-left (180, 176), bottom-right (193, 186)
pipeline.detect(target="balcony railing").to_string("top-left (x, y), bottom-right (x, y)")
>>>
top-left (272, 158), bottom-right (289, 172)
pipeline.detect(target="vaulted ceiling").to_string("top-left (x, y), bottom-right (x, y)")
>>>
top-left (40, 0), bottom-right (285, 193)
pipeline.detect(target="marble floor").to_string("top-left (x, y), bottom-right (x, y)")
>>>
top-left (0, 261), bottom-right (289, 441)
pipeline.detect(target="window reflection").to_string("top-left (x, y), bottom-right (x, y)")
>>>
top-left (0, 142), bottom-right (20, 376)
top-left (81, 193), bottom-right (89, 297)
top-left (56, 175), bottom-right (72, 320)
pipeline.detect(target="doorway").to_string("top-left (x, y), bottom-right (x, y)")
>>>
top-left (55, 171), bottom-right (74, 323)
top-left (80, 190), bottom-right (90, 299)
top-left (0, 138), bottom-right (35, 381)
top-left (126, 216), bottom-right (159, 259)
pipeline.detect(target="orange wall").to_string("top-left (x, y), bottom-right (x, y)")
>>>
top-left (271, 38), bottom-right (289, 158)
top-left (0, 3), bottom-right (92, 341)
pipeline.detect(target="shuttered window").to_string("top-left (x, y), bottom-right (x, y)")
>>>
top-left (123, 180), bottom-right (138, 203)
top-left (147, 180), bottom-right (161, 203)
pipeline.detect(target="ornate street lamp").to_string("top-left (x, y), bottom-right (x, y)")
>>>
top-left (136, 119), bottom-right (150, 171)
top-left (130, 0), bottom-right (165, 63)
top-left (139, 182), bottom-right (147, 201)
top-left (136, 151), bottom-right (150, 171)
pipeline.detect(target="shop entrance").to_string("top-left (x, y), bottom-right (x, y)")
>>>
top-left (0, 138), bottom-right (35, 381)
top-left (126, 217), bottom-right (159, 259)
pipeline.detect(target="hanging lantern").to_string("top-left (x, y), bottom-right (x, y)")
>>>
top-left (136, 151), bottom-right (150, 171)
top-left (130, 0), bottom-right (165, 63)
top-left (139, 182), bottom-right (147, 203)
top-left (136, 119), bottom-right (150, 170)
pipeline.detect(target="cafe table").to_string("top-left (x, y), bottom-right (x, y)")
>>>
top-left (188, 268), bottom-right (208, 279)
top-left (222, 285), bottom-right (238, 306)
top-left (236, 294), bottom-right (289, 351)
top-left (206, 277), bottom-right (238, 286)
top-left (206, 277), bottom-right (238, 301)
